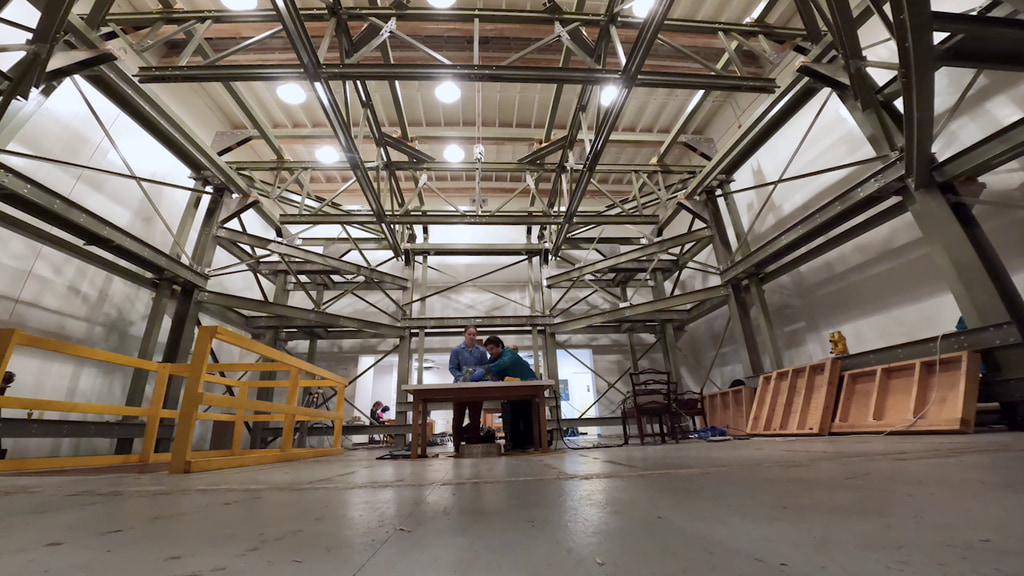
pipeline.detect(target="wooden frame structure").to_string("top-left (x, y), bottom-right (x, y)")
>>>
top-left (0, 328), bottom-right (174, 472)
top-left (169, 326), bottom-right (347, 473)
top-left (704, 386), bottom-right (755, 434)
top-left (832, 352), bottom-right (981, 434)
top-left (747, 359), bottom-right (840, 436)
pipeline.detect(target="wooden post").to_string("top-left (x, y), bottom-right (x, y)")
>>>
top-left (170, 326), bottom-right (216, 474)
top-left (410, 397), bottom-right (421, 459)
top-left (232, 382), bottom-right (248, 455)
top-left (0, 329), bottom-right (20, 374)
top-left (140, 364), bottom-right (170, 463)
top-left (280, 368), bottom-right (301, 452)
top-left (332, 381), bottom-right (344, 449)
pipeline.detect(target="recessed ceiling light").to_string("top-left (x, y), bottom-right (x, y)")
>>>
top-left (276, 83), bottom-right (306, 105)
top-left (600, 85), bottom-right (619, 107)
top-left (435, 81), bottom-right (461, 104)
top-left (632, 0), bottom-right (655, 18)
top-left (428, 0), bottom-right (456, 8)
top-left (316, 145), bottom-right (340, 164)
top-left (443, 144), bottom-right (465, 163)
top-left (222, 0), bottom-right (257, 11)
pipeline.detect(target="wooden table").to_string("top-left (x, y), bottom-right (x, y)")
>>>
top-left (402, 381), bottom-right (554, 459)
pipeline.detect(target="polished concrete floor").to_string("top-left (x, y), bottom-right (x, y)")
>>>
top-left (2, 434), bottom-right (1022, 575)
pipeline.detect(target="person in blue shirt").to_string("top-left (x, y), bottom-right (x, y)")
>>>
top-left (470, 336), bottom-right (538, 381)
top-left (449, 326), bottom-right (488, 453)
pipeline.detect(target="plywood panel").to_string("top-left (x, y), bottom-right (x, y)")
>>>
top-left (831, 352), bottom-right (980, 434)
top-left (747, 359), bottom-right (840, 436)
top-left (704, 386), bottom-right (755, 434)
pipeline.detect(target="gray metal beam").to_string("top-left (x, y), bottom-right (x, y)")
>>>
top-left (933, 116), bottom-right (1024, 182)
top-left (889, 0), bottom-right (934, 190)
top-left (216, 227), bottom-right (408, 287)
top-left (551, 0), bottom-right (675, 256)
top-left (227, 160), bottom-right (702, 174)
top-left (135, 64), bottom-right (778, 93)
top-left (197, 290), bottom-right (402, 336)
top-left (551, 285), bottom-right (729, 332)
top-left (721, 158), bottom-right (906, 282)
top-left (102, 8), bottom-right (806, 40)
top-left (278, 213), bottom-right (661, 226)
top-left (61, 14), bottom-right (253, 201)
top-left (546, 228), bottom-right (711, 284)
top-left (271, 0), bottom-right (401, 256)
top-left (0, 162), bottom-right (207, 287)
top-left (402, 316), bottom-right (551, 329)
top-left (0, 209), bottom-right (156, 290)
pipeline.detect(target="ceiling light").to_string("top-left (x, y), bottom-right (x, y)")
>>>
top-left (276, 83), bottom-right (306, 105)
top-left (600, 85), bottom-right (619, 107)
top-left (435, 81), bottom-right (461, 103)
top-left (316, 145), bottom-right (340, 164)
top-left (428, 0), bottom-right (456, 7)
top-left (222, 0), bottom-right (257, 10)
top-left (443, 144), bottom-right (465, 163)
top-left (632, 0), bottom-right (655, 18)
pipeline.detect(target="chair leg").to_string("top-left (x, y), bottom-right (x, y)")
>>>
top-left (638, 415), bottom-right (646, 445)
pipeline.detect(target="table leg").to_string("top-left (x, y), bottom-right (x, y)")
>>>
top-left (537, 391), bottom-right (548, 452)
top-left (531, 395), bottom-right (542, 452)
top-left (410, 398), bottom-right (421, 460)
top-left (420, 400), bottom-right (429, 458)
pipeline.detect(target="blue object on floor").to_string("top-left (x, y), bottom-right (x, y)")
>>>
top-left (689, 426), bottom-right (728, 440)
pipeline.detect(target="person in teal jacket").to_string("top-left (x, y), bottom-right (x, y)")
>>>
top-left (469, 336), bottom-right (537, 381)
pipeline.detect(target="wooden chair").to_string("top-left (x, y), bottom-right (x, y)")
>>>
top-left (673, 391), bottom-right (706, 435)
top-left (621, 370), bottom-right (679, 445)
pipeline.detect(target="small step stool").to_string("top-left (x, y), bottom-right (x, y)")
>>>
top-left (458, 443), bottom-right (502, 458)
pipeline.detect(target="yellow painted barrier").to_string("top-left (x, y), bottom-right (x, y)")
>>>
top-left (0, 326), bottom-right (349, 474)
top-left (169, 326), bottom-right (348, 474)
top-left (0, 328), bottom-right (173, 472)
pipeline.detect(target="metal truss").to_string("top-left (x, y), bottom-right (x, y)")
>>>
top-left (1, 0), bottom-right (1023, 448)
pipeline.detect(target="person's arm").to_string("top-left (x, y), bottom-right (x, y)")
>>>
top-left (485, 349), bottom-right (517, 374)
top-left (449, 348), bottom-right (462, 381)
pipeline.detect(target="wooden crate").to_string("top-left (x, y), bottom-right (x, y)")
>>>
top-left (747, 359), bottom-right (840, 436)
top-left (831, 352), bottom-right (981, 434)
top-left (704, 386), bottom-right (755, 434)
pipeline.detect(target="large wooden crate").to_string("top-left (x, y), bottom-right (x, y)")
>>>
top-left (747, 359), bottom-right (840, 436)
top-left (832, 352), bottom-right (980, 434)
top-left (704, 386), bottom-right (755, 434)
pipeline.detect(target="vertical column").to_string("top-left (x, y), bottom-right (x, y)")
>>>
top-left (115, 280), bottom-right (174, 454)
top-left (705, 195), bottom-right (765, 376)
top-left (747, 276), bottom-right (783, 371)
top-left (416, 255), bottom-right (428, 385)
top-left (651, 271), bottom-right (685, 385)
top-left (627, 332), bottom-right (640, 372)
top-left (250, 272), bottom-right (288, 449)
top-left (155, 190), bottom-right (223, 452)
top-left (393, 262), bottom-right (415, 449)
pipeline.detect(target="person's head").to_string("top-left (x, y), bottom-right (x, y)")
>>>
top-left (484, 335), bottom-right (505, 358)
top-left (1, 371), bottom-right (13, 387)
top-left (463, 325), bottom-right (478, 347)
top-left (371, 400), bottom-right (383, 412)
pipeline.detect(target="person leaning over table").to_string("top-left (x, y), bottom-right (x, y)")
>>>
top-left (469, 336), bottom-right (538, 381)
top-left (449, 325), bottom-right (488, 453)
top-left (469, 337), bottom-right (539, 451)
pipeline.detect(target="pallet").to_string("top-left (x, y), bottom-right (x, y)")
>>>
top-left (704, 386), bottom-right (755, 434)
top-left (747, 359), bottom-right (840, 436)
top-left (831, 352), bottom-right (980, 434)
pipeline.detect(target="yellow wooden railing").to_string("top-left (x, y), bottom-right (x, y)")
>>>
top-left (168, 326), bottom-right (348, 473)
top-left (0, 328), bottom-right (174, 472)
top-left (0, 326), bottom-right (348, 473)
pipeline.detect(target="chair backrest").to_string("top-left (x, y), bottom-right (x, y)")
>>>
top-left (675, 390), bottom-right (704, 414)
top-left (630, 368), bottom-right (671, 387)
top-left (629, 377), bottom-right (673, 407)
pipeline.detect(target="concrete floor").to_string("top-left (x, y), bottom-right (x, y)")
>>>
top-left (2, 434), bottom-right (1022, 575)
